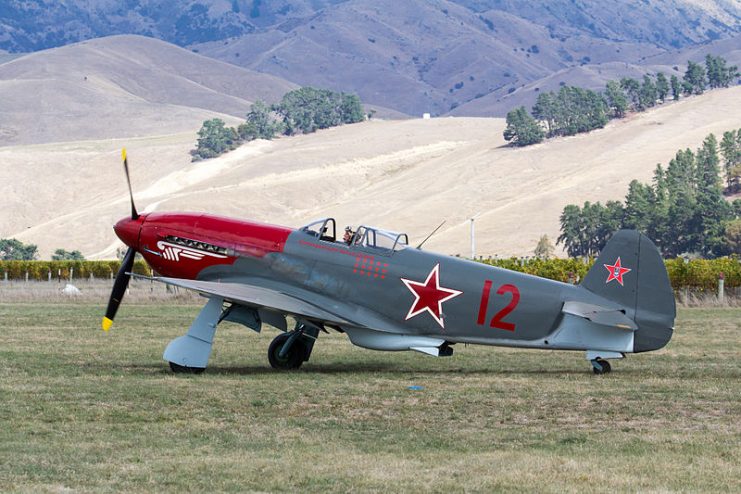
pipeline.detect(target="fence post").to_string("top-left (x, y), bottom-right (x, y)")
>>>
top-left (48, 270), bottom-right (52, 282)
top-left (58, 269), bottom-right (61, 283)
top-left (3, 271), bottom-right (7, 282)
top-left (70, 267), bottom-right (74, 280)
top-left (718, 272), bottom-right (725, 304)
top-left (25, 271), bottom-right (29, 283)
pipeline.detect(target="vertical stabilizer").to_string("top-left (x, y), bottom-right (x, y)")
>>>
top-left (581, 230), bottom-right (675, 352)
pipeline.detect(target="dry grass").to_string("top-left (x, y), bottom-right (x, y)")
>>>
top-left (0, 303), bottom-right (739, 493)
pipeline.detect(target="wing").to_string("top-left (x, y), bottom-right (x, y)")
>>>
top-left (143, 276), bottom-right (358, 327)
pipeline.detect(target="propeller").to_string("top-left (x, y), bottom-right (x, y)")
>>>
top-left (122, 148), bottom-right (139, 220)
top-left (102, 247), bottom-right (136, 331)
top-left (102, 148), bottom-right (139, 331)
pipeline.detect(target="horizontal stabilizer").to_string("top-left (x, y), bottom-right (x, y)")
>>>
top-left (562, 301), bottom-right (637, 330)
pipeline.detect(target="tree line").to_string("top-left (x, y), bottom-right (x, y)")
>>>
top-left (557, 128), bottom-right (741, 259)
top-left (0, 238), bottom-right (84, 261)
top-left (504, 54), bottom-right (739, 147)
top-left (192, 87), bottom-right (366, 161)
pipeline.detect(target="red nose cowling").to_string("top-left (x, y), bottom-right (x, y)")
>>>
top-left (113, 215), bottom-right (145, 249)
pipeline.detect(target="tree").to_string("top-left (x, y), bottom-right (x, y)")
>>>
top-left (238, 100), bottom-right (282, 141)
top-left (720, 130), bottom-right (741, 192)
top-left (503, 106), bottom-right (544, 146)
top-left (665, 149), bottom-right (698, 255)
top-left (52, 249), bottom-right (85, 261)
top-left (724, 219), bottom-right (741, 255)
top-left (655, 72), bottom-right (669, 102)
top-left (638, 74), bottom-right (657, 110)
top-left (604, 80), bottom-right (628, 118)
top-left (649, 164), bottom-right (671, 249)
top-left (598, 201), bottom-right (625, 250)
top-left (339, 94), bottom-right (365, 124)
top-left (273, 87), bottom-right (364, 135)
top-left (557, 201), bottom-right (621, 257)
top-left (670, 74), bottom-right (681, 101)
top-left (683, 60), bottom-right (706, 95)
top-left (192, 118), bottom-right (239, 161)
top-left (694, 134), bottom-right (729, 256)
top-left (620, 77), bottom-right (641, 110)
top-left (705, 54), bottom-right (739, 89)
top-left (534, 235), bottom-right (555, 259)
top-left (554, 86), bottom-right (608, 136)
top-left (557, 204), bottom-right (586, 257)
top-left (623, 180), bottom-right (655, 232)
top-left (0, 238), bottom-right (38, 260)
top-left (532, 92), bottom-right (559, 135)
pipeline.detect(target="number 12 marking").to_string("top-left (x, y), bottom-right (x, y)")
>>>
top-left (477, 281), bottom-right (520, 331)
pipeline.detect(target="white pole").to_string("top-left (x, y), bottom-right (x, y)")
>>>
top-left (470, 218), bottom-right (475, 259)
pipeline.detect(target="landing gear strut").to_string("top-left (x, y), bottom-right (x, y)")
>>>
top-left (591, 358), bottom-right (612, 375)
top-left (268, 322), bottom-right (319, 370)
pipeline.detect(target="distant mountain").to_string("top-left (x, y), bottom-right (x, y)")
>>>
top-left (195, 0), bottom-right (740, 115)
top-left (0, 35), bottom-right (297, 146)
top-left (0, 0), bottom-right (739, 116)
top-left (451, 34), bottom-right (741, 117)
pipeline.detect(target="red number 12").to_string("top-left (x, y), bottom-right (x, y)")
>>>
top-left (477, 281), bottom-right (520, 331)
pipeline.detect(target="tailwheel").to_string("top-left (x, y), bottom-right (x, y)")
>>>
top-left (591, 358), bottom-right (612, 375)
top-left (169, 362), bottom-right (205, 374)
top-left (268, 332), bottom-right (307, 370)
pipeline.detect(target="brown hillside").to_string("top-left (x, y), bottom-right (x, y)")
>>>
top-left (2, 87), bottom-right (740, 259)
top-left (0, 35), bottom-right (297, 146)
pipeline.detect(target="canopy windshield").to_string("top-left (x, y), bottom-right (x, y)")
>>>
top-left (300, 219), bottom-right (409, 253)
top-left (353, 226), bottom-right (409, 252)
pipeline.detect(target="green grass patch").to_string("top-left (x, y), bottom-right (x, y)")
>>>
top-left (1, 303), bottom-right (739, 492)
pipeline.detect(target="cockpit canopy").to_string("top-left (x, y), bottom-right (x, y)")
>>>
top-left (300, 218), bottom-right (409, 253)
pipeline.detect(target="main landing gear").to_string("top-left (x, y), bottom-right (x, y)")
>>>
top-left (590, 358), bottom-right (612, 375)
top-left (268, 322), bottom-right (320, 370)
top-left (162, 296), bottom-right (321, 372)
top-left (586, 350), bottom-right (623, 375)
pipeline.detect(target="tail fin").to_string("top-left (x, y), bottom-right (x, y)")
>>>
top-left (581, 230), bottom-right (675, 352)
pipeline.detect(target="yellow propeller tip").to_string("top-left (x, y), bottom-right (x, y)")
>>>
top-left (121, 148), bottom-right (127, 162)
top-left (102, 317), bottom-right (113, 332)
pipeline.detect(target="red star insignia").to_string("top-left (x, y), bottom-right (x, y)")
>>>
top-left (604, 257), bottom-right (631, 286)
top-left (401, 263), bottom-right (462, 328)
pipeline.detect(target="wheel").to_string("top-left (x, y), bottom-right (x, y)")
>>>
top-left (169, 361), bottom-right (205, 374)
top-left (601, 359), bottom-right (612, 373)
top-left (268, 332), bottom-right (307, 370)
top-left (591, 358), bottom-right (611, 375)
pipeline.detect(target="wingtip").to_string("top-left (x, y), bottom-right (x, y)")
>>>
top-left (102, 317), bottom-right (113, 332)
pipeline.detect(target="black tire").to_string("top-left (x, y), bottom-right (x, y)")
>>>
top-left (169, 362), bottom-right (205, 374)
top-left (268, 333), bottom-right (306, 370)
top-left (591, 359), bottom-right (611, 375)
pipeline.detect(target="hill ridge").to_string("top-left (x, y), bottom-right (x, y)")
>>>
top-left (2, 86), bottom-right (740, 259)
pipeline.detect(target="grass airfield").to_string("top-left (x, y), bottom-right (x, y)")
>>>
top-left (1, 300), bottom-right (739, 493)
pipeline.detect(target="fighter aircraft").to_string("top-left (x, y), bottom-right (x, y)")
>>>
top-left (103, 150), bottom-right (675, 374)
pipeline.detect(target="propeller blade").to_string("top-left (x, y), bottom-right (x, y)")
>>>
top-left (102, 247), bottom-right (136, 331)
top-left (122, 148), bottom-right (139, 220)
